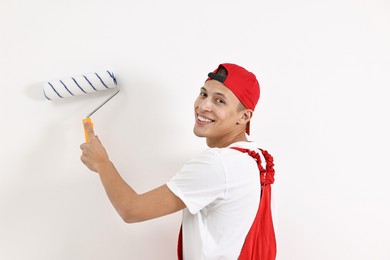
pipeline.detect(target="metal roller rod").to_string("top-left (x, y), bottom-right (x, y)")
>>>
top-left (86, 87), bottom-right (120, 118)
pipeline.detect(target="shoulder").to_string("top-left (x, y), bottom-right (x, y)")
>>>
top-left (172, 148), bottom-right (235, 185)
top-left (189, 147), bottom-right (245, 166)
top-left (183, 148), bottom-right (225, 172)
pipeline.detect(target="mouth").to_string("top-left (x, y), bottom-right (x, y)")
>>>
top-left (197, 114), bottom-right (215, 123)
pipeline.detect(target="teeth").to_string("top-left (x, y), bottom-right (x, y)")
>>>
top-left (198, 115), bottom-right (214, 123)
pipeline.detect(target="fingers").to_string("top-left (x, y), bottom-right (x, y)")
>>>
top-left (79, 136), bottom-right (108, 173)
top-left (83, 119), bottom-right (95, 137)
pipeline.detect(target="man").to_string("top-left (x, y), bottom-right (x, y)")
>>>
top-left (80, 63), bottom-right (276, 259)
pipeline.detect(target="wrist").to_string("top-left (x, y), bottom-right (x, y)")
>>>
top-left (96, 160), bottom-right (114, 174)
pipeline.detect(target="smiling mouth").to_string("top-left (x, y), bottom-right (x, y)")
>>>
top-left (197, 114), bottom-right (215, 123)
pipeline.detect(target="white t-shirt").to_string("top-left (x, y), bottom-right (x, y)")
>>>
top-left (167, 141), bottom-right (265, 260)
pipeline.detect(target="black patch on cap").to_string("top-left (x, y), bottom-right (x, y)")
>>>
top-left (208, 72), bottom-right (226, 83)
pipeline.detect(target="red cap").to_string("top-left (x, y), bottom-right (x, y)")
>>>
top-left (206, 63), bottom-right (260, 135)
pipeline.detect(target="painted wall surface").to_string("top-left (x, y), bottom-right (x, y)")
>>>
top-left (1, 0), bottom-right (389, 259)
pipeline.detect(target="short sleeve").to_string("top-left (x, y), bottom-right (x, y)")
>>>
top-left (166, 149), bottom-right (227, 214)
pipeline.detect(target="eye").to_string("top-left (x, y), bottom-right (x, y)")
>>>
top-left (216, 98), bottom-right (225, 104)
top-left (200, 92), bottom-right (207, 97)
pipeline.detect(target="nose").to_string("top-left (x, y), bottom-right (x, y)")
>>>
top-left (198, 97), bottom-right (212, 112)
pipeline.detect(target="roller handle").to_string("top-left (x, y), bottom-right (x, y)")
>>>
top-left (82, 118), bottom-right (94, 142)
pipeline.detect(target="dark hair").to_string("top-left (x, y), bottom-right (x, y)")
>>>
top-left (215, 66), bottom-right (228, 77)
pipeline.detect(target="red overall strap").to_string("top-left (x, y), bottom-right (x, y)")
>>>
top-left (231, 147), bottom-right (276, 260)
top-left (177, 225), bottom-right (183, 259)
top-left (177, 148), bottom-right (276, 260)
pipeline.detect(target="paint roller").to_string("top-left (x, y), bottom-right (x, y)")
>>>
top-left (43, 70), bottom-right (119, 142)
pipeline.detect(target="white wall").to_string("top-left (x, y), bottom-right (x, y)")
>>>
top-left (1, 0), bottom-right (389, 259)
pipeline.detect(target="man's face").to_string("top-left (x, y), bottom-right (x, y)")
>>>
top-left (193, 80), bottom-right (246, 146)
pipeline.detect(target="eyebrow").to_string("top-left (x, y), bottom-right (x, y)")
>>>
top-left (201, 87), bottom-right (227, 99)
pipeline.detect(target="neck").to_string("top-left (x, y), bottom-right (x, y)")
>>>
top-left (206, 132), bottom-right (248, 148)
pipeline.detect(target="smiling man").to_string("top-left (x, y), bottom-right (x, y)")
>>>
top-left (193, 65), bottom-right (255, 148)
top-left (80, 63), bottom-right (276, 260)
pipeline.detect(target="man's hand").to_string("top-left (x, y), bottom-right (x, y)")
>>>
top-left (80, 121), bottom-right (110, 173)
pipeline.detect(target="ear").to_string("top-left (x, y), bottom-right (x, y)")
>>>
top-left (237, 109), bottom-right (253, 126)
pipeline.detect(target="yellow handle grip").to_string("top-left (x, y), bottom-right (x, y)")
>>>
top-left (82, 118), bottom-right (94, 142)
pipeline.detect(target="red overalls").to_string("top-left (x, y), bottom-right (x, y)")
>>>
top-left (177, 148), bottom-right (276, 260)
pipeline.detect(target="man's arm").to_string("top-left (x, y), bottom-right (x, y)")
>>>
top-left (80, 122), bottom-right (185, 223)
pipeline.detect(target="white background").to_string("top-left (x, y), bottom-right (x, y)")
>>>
top-left (1, 0), bottom-right (389, 259)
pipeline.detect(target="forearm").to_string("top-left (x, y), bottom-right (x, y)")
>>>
top-left (80, 131), bottom-right (185, 223)
top-left (96, 161), bottom-right (138, 222)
